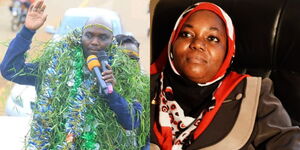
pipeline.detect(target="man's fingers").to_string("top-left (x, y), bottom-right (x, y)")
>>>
top-left (34, 0), bottom-right (44, 11)
top-left (104, 78), bottom-right (114, 83)
top-left (101, 68), bottom-right (116, 86)
top-left (106, 64), bottom-right (112, 70)
top-left (103, 74), bottom-right (116, 85)
top-left (29, 1), bottom-right (46, 14)
top-left (104, 77), bottom-right (116, 86)
top-left (42, 14), bottom-right (48, 22)
top-left (29, 4), bottom-right (34, 12)
top-left (39, 5), bottom-right (46, 12)
top-left (102, 70), bottom-right (113, 76)
top-left (102, 74), bottom-right (114, 80)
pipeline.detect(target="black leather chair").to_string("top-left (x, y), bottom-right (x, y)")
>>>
top-left (151, 0), bottom-right (300, 126)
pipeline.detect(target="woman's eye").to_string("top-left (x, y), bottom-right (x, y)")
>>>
top-left (179, 31), bottom-right (192, 38)
top-left (207, 36), bottom-right (219, 42)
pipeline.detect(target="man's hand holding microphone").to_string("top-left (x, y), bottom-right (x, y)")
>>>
top-left (86, 51), bottom-right (115, 95)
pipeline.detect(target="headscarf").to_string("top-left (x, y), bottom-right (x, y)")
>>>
top-left (151, 2), bottom-right (249, 150)
top-left (151, 2), bottom-right (235, 85)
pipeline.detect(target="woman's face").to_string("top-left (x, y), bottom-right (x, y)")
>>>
top-left (172, 10), bottom-right (227, 83)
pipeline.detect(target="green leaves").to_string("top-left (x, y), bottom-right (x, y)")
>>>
top-left (26, 29), bottom-right (149, 150)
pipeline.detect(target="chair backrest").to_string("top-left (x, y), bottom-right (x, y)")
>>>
top-left (151, 0), bottom-right (300, 126)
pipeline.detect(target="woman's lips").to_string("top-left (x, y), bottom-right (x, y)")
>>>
top-left (186, 56), bottom-right (207, 64)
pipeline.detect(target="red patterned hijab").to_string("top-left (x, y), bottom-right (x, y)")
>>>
top-left (151, 2), bottom-right (235, 85)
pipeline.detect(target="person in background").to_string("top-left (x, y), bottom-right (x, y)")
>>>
top-left (115, 34), bottom-right (140, 60)
top-left (115, 34), bottom-right (151, 150)
top-left (9, 0), bottom-right (34, 11)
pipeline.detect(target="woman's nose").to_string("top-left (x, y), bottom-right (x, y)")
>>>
top-left (190, 37), bottom-right (205, 51)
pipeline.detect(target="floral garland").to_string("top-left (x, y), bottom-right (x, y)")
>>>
top-left (25, 29), bottom-right (150, 150)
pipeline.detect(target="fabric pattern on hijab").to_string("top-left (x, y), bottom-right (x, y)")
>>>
top-left (158, 71), bottom-right (218, 150)
top-left (164, 66), bottom-right (220, 118)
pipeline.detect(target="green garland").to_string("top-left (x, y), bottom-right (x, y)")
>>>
top-left (26, 29), bottom-right (149, 150)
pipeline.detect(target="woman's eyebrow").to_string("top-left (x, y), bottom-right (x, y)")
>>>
top-left (182, 24), bottom-right (193, 28)
top-left (209, 27), bottom-right (220, 31)
top-left (182, 24), bottom-right (220, 32)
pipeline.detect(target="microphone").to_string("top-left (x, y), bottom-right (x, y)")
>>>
top-left (86, 55), bottom-right (108, 95)
top-left (97, 51), bottom-right (113, 94)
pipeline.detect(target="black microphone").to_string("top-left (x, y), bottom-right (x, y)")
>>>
top-left (97, 51), bottom-right (113, 94)
top-left (86, 55), bottom-right (108, 95)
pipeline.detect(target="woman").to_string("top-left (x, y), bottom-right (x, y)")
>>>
top-left (150, 2), bottom-right (300, 150)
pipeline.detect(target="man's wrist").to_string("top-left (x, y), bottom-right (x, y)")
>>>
top-left (20, 26), bottom-right (36, 40)
top-left (104, 91), bottom-right (129, 105)
top-left (24, 25), bottom-right (37, 32)
top-left (104, 91), bottom-right (118, 101)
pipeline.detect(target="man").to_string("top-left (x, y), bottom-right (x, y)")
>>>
top-left (115, 34), bottom-right (140, 60)
top-left (115, 34), bottom-right (151, 150)
top-left (1, 0), bottom-right (144, 149)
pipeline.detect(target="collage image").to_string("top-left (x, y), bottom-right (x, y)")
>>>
top-left (0, 0), bottom-right (300, 149)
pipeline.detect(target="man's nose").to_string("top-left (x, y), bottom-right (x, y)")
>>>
top-left (190, 37), bottom-right (206, 51)
top-left (91, 38), bottom-right (100, 46)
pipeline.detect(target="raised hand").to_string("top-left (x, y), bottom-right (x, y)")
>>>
top-left (25, 0), bottom-right (47, 31)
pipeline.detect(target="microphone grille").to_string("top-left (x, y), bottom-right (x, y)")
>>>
top-left (86, 55), bottom-right (101, 71)
top-left (98, 50), bottom-right (108, 60)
